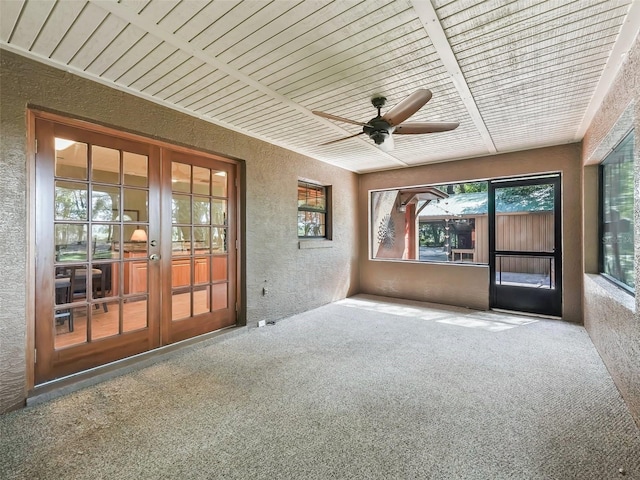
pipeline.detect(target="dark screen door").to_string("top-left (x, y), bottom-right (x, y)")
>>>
top-left (489, 175), bottom-right (562, 317)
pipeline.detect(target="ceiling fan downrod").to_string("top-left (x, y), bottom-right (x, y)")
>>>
top-left (367, 96), bottom-right (391, 145)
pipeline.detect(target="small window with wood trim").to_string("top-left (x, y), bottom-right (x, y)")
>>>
top-left (298, 181), bottom-right (330, 238)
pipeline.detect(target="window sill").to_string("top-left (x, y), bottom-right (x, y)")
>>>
top-left (585, 274), bottom-right (635, 313)
top-left (369, 257), bottom-right (487, 267)
top-left (299, 239), bottom-right (333, 249)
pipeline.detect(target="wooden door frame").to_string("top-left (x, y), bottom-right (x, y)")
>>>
top-left (27, 109), bottom-right (243, 392)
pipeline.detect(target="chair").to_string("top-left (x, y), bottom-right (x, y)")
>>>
top-left (54, 270), bottom-right (75, 332)
top-left (56, 264), bottom-right (110, 318)
top-left (63, 265), bottom-right (109, 313)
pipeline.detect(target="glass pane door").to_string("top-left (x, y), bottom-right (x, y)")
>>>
top-left (489, 175), bottom-right (562, 317)
top-left (35, 119), bottom-right (161, 384)
top-left (34, 117), bottom-right (237, 384)
top-left (53, 141), bottom-right (151, 348)
top-left (163, 151), bottom-right (236, 344)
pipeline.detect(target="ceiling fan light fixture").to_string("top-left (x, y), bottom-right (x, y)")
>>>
top-left (371, 130), bottom-right (389, 145)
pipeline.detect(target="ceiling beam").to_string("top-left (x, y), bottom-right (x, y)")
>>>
top-left (410, 0), bottom-right (497, 154)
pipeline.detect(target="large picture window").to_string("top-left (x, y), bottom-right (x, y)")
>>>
top-left (298, 181), bottom-right (329, 238)
top-left (599, 131), bottom-right (635, 293)
top-left (371, 181), bottom-right (488, 262)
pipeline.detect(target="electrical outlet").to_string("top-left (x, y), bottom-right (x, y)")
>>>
top-left (262, 287), bottom-right (268, 296)
top-left (258, 320), bottom-right (266, 328)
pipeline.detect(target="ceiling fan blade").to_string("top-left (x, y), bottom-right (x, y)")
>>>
top-left (382, 89), bottom-right (432, 126)
top-left (312, 110), bottom-right (370, 127)
top-left (320, 132), bottom-right (365, 146)
top-left (378, 134), bottom-right (395, 152)
top-left (394, 121), bottom-right (459, 134)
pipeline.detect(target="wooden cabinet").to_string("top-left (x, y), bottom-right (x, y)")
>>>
top-left (115, 249), bottom-right (222, 293)
top-left (124, 251), bottom-right (148, 294)
top-left (171, 257), bottom-right (190, 288)
top-left (171, 255), bottom-right (210, 287)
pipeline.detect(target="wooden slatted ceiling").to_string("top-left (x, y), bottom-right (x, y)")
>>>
top-left (436, 0), bottom-right (632, 152)
top-left (0, 0), bottom-right (635, 173)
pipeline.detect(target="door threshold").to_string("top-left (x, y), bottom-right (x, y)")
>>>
top-left (28, 325), bottom-right (246, 407)
top-left (491, 308), bottom-right (561, 320)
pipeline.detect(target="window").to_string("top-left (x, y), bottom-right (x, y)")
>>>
top-left (371, 181), bottom-right (488, 262)
top-left (599, 131), bottom-right (635, 293)
top-left (298, 181), bottom-right (329, 238)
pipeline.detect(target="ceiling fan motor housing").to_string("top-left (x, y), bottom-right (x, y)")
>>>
top-left (364, 118), bottom-right (393, 144)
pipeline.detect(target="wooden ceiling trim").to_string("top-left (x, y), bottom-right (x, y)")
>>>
top-left (410, 0), bottom-right (496, 154)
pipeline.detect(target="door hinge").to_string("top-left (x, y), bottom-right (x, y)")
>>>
top-left (34, 349), bottom-right (37, 363)
top-left (35, 139), bottom-right (38, 153)
top-left (235, 239), bottom-right (238, 250)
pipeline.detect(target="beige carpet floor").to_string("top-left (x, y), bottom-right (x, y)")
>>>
top-left (1, 294), bottom-right (639, 479)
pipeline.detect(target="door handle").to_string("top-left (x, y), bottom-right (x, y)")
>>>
top-left (149, 254), bottom-right (160, 261)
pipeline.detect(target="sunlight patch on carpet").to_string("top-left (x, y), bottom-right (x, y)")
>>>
top-left (338, 296), bottom-right (538, 331)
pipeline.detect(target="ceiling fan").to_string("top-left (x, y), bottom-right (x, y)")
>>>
top-left (312, 89), bottom-right (458, 151)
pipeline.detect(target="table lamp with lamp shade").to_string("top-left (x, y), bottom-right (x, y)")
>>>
top-left (130, 228), bottom-right (147, 243)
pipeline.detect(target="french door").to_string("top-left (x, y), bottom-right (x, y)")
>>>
top-left (489, 175), bottom-right (562, 317)
top-left (34, 116), bottom-right (237, 384)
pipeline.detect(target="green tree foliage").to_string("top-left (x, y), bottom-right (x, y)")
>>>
top-left (434, 182), bottom-right (488, 195)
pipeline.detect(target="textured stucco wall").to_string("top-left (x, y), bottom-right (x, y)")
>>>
top-left (582, 31), bottom-right (640, 426)
top-left (0, 55), bottom-right (29, 413)
top-left (0, 50), bottom-right (359, 414)
top-left (359, 144), bottom-right (583, 319)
